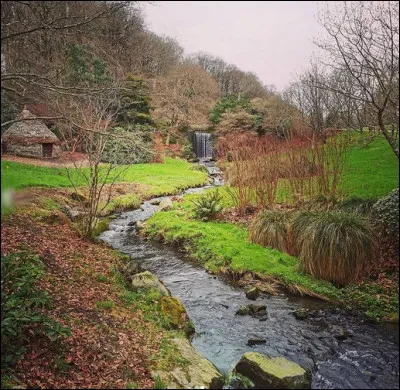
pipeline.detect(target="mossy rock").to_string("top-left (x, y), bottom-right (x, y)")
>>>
top-left (131, 271), bottom-right (170, 296)
top-left (225, 372), bottom-right (255, 389)
top-left (160, 296), bottom-right (195, 336)
top-left (154, 338), bottom-right (224, 389)
top-left (158, 198), bottom-right (173, 211)
top-left (245, 287), bottom-right (261, 300)
top-left (41, 210), bottom-right (71, 225)
top-left (234, 352), bottom-right (311, 389)
top-left (293, 308), bottom-right (309, 320)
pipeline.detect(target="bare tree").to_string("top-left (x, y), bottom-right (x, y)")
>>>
top-left (315, 1), bottom-right (399, 157)
top-left (151, 63), bottom-right (218, 142)
top-left (57, 87), bottom-right (144, 238)
top-left (285, 64), bottom-right (329, 138)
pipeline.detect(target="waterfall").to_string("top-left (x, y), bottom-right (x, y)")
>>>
top-left (193, 132), bottom-right (212, 160)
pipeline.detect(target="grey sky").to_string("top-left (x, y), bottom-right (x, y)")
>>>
top-left (141, 1), bottom-right (325, 91)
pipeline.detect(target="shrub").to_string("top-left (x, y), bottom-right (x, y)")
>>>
top-left (292, 211), bottom-right (376, 286)
top-left (336, 197), bottom-right (377, 215)
top-left (371, 189), bottom-right (399, 237)
top-left (192, 189), bottom-right (223, 221)
top-left (1, 251), bottom-right (70, 366)
top-left (102, 126), bottom-right (153, 164)
top-left (182, 140), bottom-right (196, 161)
top-left (249, 210), bottom-right (294, 253)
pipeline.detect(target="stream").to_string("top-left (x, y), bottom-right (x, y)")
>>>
top-left (100, 164), bottom-right (399, 389)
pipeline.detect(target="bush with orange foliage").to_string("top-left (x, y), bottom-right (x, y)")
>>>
top-left (217, 128), bottom-right (348, 209)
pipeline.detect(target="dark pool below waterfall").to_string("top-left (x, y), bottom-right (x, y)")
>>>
top-left (100, 185), bottom-right (399, 389)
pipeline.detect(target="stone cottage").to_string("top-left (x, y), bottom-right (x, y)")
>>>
top-left (1, 110), bottom-right (61, 158)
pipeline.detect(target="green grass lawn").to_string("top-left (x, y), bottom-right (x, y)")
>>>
top-left (144, 193), bottom-right (398, 321)
top-left (339, 137), bottom-right (399, 198)
top-left (1, 158), bottom-right (208, 193)
top-left (144, 194), bottom-right (339, 298)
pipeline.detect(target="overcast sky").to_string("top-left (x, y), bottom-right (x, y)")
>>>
top-left (141, 1), bottom-right (325, 91)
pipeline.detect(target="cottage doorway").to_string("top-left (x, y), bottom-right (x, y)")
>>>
top-left (42, 143), bottom-right (53, 158)
top-left (1, 142), bottom-right (7, 154)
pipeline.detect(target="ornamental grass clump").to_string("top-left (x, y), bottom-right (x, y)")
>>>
top-left (249, 210), bottom-right (294, 254)
top-left (292, 211), bottom-right (376, 286)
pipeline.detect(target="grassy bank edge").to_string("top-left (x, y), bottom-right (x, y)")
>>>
top-left (142, 196), bottom-right (398, 322)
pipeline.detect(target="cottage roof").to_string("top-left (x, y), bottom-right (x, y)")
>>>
top-left (2, 110), bottom-right (60, 145)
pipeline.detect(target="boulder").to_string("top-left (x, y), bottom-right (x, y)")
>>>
top-left (246, 287), bottom-right (261, 300)
top-left (136, 220), bottom-right (146, 230)
top-left (236, 304), bottom-right (267, 317)
top-left (69, 208), bottom-right (85, 222)
top-left (234, 352), bottom-right (311, 389)
top-left (70, 192), bottom-right (86, 202)
top-left (160, 296), bottom-right (195, 337)
top-left (130, 271), bottom-right (170, 296)
top-left (225, 372), bottom-right (255, 389)
top-left (293, 308), bottom-right (309, 320)
top-left (158, 198), bottom-right (173, 212)
top-left (330, 325), bottom-right (351, 340)
top-left (153, 338), bottom-right (224, 389)
top-left (150, 198), bottom-right (161, 205)
top-left (123, 260), bottom-right (142, 278)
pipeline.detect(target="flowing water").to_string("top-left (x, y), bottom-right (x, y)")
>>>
top-left (193, 132), bottom-right (213, 160)
top-left (100, 166), bottom-right (399, 389)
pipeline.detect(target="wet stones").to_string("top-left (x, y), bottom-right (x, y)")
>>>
top-left (236, 304), bottom-right (268, 321)
top-left (330, 325), bottom-right (352, 340)
top-left (245, 287), bottom-right (261, 301)
top-left (247, 338), bottom-right (267, 346)
top-left (233, 352), bottom-right (311, 389)
top-left (293, 308), bottom-right (310, 320)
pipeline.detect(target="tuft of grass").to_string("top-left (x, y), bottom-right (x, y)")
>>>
top-left (95, 274), bottom-right (109, 283)
top-left (335, 196), bottom-right (377, 215)
top-left (95, 300), bottom-right (115, 310)
top-left (249, 210), bottom-right (293, 253)
top-left (153, 374), bottom-right (167, 389)
top-left (292, 211), bottom-right (376, 286)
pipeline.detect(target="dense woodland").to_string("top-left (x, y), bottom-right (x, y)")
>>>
top-left (2, 1), bottom-right (398, 158)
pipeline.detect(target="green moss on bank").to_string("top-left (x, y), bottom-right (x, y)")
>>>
top-left (143, 193), bottom-right (398, 321)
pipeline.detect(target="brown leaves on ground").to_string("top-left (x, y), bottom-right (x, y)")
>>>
top-left (1, 212), bottom-right (164, 389)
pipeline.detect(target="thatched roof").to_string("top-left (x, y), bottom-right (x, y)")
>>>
top-left (2, 110), bottom-right (60, 145)
top-left (23, 104), bottom-right (56, 126)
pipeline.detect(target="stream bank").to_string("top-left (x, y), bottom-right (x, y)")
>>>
top-left (100, 170), bottom-right (399, 388)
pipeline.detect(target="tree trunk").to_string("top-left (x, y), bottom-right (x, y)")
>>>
top-left (378, 111), bottom-right (399, 159)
